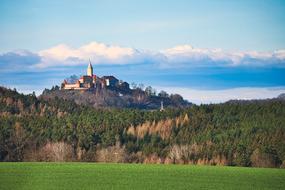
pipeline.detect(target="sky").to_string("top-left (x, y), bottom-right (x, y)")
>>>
top-left (0, 0), bottom-right (285, 104)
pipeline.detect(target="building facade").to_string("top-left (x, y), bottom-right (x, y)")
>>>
top-left (61, 61), bottom-right (127, 91)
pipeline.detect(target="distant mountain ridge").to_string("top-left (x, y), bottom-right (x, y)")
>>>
top-left (225, 93), bottom-right (285, 104)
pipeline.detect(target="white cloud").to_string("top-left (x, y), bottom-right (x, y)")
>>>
top-left (163, 45), bottom-right (238, 64)
top-left (80, 42), bottom-right (135, 59)
top-left (4, 41), bottom-right (284, 69)
top-left (36, 41), bottom-right (138, 68)
top-left (274, 49), bottom-right (285, 59)
top-left (156, 86), bottom-right (285, 104)
top-left (39, 42), bottom-right (135, 60)
top-left (162, 45), bottom-right (285, 67)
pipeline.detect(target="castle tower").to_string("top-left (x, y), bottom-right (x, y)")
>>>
top-left (160, 101), bottom-right (164, 111)
top-left (87, 60), bottom-right (93, 76)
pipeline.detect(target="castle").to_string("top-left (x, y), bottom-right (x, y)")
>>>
top-left (61, 61), bottom-right (129, 91)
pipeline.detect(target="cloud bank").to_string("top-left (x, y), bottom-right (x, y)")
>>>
top-left (1, 41), bottom-right (285, 70)
top-left (1, 41), bottom-right (285, 103)
top-left (162, 45), bottom-right (285, 68)
top-left (0, 50), bottom-right (41, 71)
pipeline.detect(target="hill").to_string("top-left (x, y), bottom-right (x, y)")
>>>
top-left (40, 83), bottom-right (191, 110)
top-left (0, 86), bottom-right (285, 168)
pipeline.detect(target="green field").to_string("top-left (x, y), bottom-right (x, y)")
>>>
top-left (0, 163), bottom-right (284, 190)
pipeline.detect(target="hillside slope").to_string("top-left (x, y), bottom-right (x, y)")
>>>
top-left (40, 87), bottom-right (191, 109)
top-left (1, 86), bottom-right (285, 168)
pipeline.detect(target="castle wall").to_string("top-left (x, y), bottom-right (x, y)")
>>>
top-left (63, 83), bottom-right (80, 90)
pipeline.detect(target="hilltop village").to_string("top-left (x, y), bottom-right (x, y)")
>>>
top-left (40, 61), bottom-right (190, 110)
top-left (62, 61), bottom-right (130, 92)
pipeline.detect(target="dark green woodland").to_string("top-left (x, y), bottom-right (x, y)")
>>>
top-left (1, 86), bottom-right (284, 168)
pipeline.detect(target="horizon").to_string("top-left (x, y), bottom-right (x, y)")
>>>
top-left (1, 0), bottom-right (285, 104)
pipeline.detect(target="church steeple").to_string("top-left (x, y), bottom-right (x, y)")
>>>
top-left (87, 59), bottom-right (93, 76)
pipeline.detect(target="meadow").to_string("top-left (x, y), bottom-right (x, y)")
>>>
top-left (0, 163), bottom-right (284, 190)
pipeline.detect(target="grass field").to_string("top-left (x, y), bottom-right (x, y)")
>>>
top-left (0, 163), bottom-right (284, 190)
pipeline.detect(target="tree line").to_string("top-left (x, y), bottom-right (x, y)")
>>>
top-left (0, 86), bottom-right (284, 168)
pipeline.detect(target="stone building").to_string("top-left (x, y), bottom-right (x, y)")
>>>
top-left (61, 61), bottom-right (128, 91)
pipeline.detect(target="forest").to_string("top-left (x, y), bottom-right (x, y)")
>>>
top-left (0, 86), bottom-right (285, 168)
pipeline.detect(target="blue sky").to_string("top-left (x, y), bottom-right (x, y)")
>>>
top-left (1, 0), bottom-right (285, 52)
top-left (0, 0), bottom-right (285, 103)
